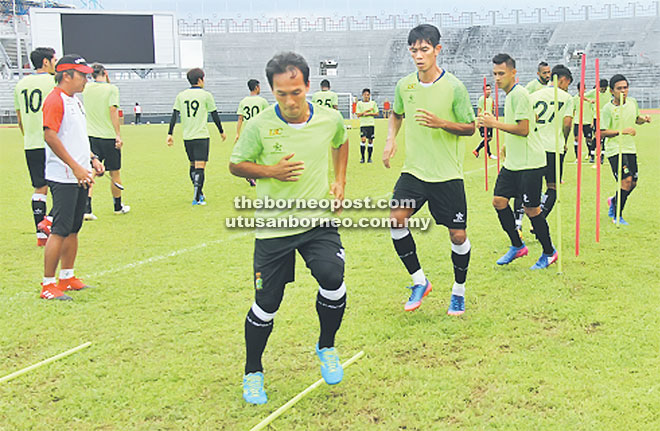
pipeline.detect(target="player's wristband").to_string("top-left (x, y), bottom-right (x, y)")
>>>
top-left (91, 154), bottom-right (99, 161)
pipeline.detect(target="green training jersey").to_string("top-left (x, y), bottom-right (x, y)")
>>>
top-left (585, 88), bottom-right (611, 120)
top-left (601, 97), bottom-right (639, 158)
top-left (13, 73), bottom-right (56, 150)
top-left (311, 90), bottom-right (338, 109)
top-left (393, 71), bottom-right (475, 182)
top-left (525, 79), bottom-right (546, 94)
top-left (83, 81), bottom-right (120, 139)
top-left (237, 95), bottom-right (269, 122)
top-left (477, 95), bottom-right (494, 114)
top-left (572, 92), bottom-right (594, 125)
top-left (356, 100), bottom-right (378, 127)
top-left (173, 87), bottom-right (218, 140)
top-left (230, 103), bottom-right (348, 239)
top-left (529, 86), bottom-right (574, 153)
top-left (502, 84), bottom-right (544, 171)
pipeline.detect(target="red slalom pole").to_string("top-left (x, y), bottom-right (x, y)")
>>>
top-left (595, 58), bottom-right (602, 243)
top-left (576, 53), bottom-right (586, 257)
top-left (495, 82), bottom-right (500, 173)
top-left (483, 77), bottom-right (489, 191)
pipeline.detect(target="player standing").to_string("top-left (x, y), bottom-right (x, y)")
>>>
top-left (14, 47), bottom-right (57, 246)
top-left (585, 79), bottom-right (610, 163)
top-left (167, 68), bottom-right (226, 205)
top-left (134, 103), bottom-right (142, 124)
top-left (82, 63), bottom-right (129, 218)
top-left (529, 65), bottom-right (574, 220)
top-left (355, 88), bottom-right (379, 163)
top-left (572, 82), bottom-right (594, 161)
top-left (383, 24), bottom-right (475, 315)
top-left (472, 83), bottom-right (496, 159)
top-left (235, 79), bottom-right (269, 187)
top-left (478, 53), bottom-right (557, 270)
top-left (230, 52), bottom-right (349, 404)
top-left (40, 55), bottom-right (105, 300)
top-left (525, 61), bottom-right (551, 94)
top-left (311, 79), bottom-right (338, 110)
top-left (600, 74), bottom-right (651, 225)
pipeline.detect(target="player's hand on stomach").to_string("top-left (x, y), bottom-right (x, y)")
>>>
top-left (622, 127), bottom-right (636, 136)
top-left (415, 108), bottom-right (445, 129)
top-left (270, 153), bottom-right (304, 182)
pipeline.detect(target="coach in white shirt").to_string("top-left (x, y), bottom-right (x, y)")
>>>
top-left (39, 54), bottom-right (105, 301)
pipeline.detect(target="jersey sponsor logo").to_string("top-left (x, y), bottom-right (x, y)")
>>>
top-left (268, 128), bottom-right (283, 136)
top-left (255, 272), bottom-right (263, 290)
top-left (407, 83), bottom-right (417, 90)
top-left (453, 212), bottom-right (465, 223)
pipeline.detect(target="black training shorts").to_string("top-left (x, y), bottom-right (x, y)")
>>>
top-left (47, 181), bottom-right (87, 236)
top-left (478, 127), bottom-right (493, 139)
top-left (360, 126), bottom-right (375, 140)
top-left (608, 153), bottom-right (638, 182)
top-left (90, 136), bottom-right (121, 171)
top-left (184, 138), bottom-right (210, 162)
top-left (25, 148), bottom-right (47, 188)
top-left (543, 151), bottom-right (565, 185)
top-left (573, 123), bottom-right (593, 141)
top-left (493, 167), bottom-right (544, 208)
top-left (391, 173), bottom-right (467, 229)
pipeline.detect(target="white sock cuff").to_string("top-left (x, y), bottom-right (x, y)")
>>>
top-left (32, 194), bottom-right (47, 202)
top-left (368, 143), bottom-right (374, 147)
top-left (360, 143), bottom-right (366, 147)
top-left (451, 238), bottom-right (471, 255)
top-left (319, 282), bottom-right (346, 301)
top-left (43, 276), bottom-right (57, 285)
top-left (452, 283), bottom-right (466, 296)
top-left (251, 303), bottom-right (276, 322)
top-left (59, 268), bottom-right (74, 279)
top-left (391, 227), bottom-right (410, 240)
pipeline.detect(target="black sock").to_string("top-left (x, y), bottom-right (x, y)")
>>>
top-left (198, 169), bottom-right (205, 196)
top-left (612, 189), bottom-right (631, 215)
top-left (529, 213), bottom-right (554, 255)
top-left (86, 196), bottom-right (92, 214)
top-left (476, 140), bottom-right (485, 152)
top-left (360, 144), bottom-right (366, 160)
top-left (497, 206), bottom-right (523, 247)
top-left (189, 165), bottom-right (195, 184)
top-left (573, 144), bottom-right (579, 158)
top-left (316, 293), bottom-right (346, 349)
top-left (193, 168), bottom-right (204, 200)
top-left (513, 197), bottom-right (525, 227)
top-left (393, 231), bottom-right (421, 274)
top-left (451, 242), bottom-right (471, 284)
top-left (113, 197), bottom-right (122, 211)
top-left (367, 145), bottom-right (373, 160)
top-left (244, 309), bottom-right (273, 374)
top-left (540, 188), bottom-right (557, 218)
top-left (32, 199), bottom-right (46, 231)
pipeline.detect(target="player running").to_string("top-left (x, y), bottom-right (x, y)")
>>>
top-left (355, 88), bottom-right (379, 163)
top-left (600, 74), bottom-right (651, 225)
top-left (82, 63), bottom-right (129, 219)
top-left (383, 24), bottom-right (475, 315)
top-left (230, 52), bottom-right (349, 405)
top-left (311, 79), bottom-right (338, 110)
top-left (478, 53), bottom-right (557, 270)
top-left (472, 83), bottom-right (496, 159)
top-left (167, 68), bottom-right (226, 205)
top-left (14, 47), bottom-right (57, 246)
top-left (525, 61), bottom-right (551, 94)
top-left (529, 64), bottom-right (574, 220)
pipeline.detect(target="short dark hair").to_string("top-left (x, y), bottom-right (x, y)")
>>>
top-left (265, 52), bottom-right (310, 88)
top-left (407, 24), bottom-right (441, 47)
top-left (30, 47), bottom-right (55, 69)
top-left (599, 79), bottom-right (609, 88)
top-left (610, 74), bottom-right (628, 89)
top-left (362, 88), bottom-right (370, 94)
top-left (54, 69), bottom-right (75, 84)
top-left (538, 61), bottom-right (549, 71)
top-left (320, 79), bottom-right (330, 88)
top-left (187, 68), bottom-right (204, 86)
top-left (247, 79), bottom-right (260, 91)
top-left (492, 53), bottom-right (515, 69)
top-left (91, 63), bottom-right (106, 79)
top-left (485, 83), bottom-right (492, 88)
top-left (551, 64), bottom-right (573, 83)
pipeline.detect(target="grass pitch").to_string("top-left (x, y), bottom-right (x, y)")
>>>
top-left (1, 116), bottom-right (659, 430)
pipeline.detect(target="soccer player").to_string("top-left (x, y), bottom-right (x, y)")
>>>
top-left (525, 61), bottom-right (551, 94)
top-left (478, 53), bottom-right (557, 270)
top-left (134, 103), bottom-right (142, 124)
top-left (600, 74), bottom-right (651, 225)
top-left (167, 68), bottom-right (226, 205)
top-left (229, 52), bottom-right (349, 405)
top-left (529, 64), bottom-right (574, 220)
top-left (311, 79), bottom-right (338, 110)
top-left (472, 83), bottom-right (496, 159)
top-left (40, 55), bottom-right (104, 301)
top-left (572, 82), bottom-right (594, 161)
top-left (383, 24), bottom-right (475, 315)
top-left (356, 88), bottom-right (379, 163)
top-left (14, 47), bottom-right (57, 246)
top-left (585, 79), bottom-right (610, 163)
top-left (82, 63), bottom-right (129, 218)
top-left (235, 79), bottom-right (270, 187)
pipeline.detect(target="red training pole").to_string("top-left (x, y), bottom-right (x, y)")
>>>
top-left (595, 59), bottom-right (602, 243)
top-left (495, 82), bottom-right (500, 173)
top-left (483, 77), bottom-right (489, 191)
top-left (575, 53), bottom-right (586, 257)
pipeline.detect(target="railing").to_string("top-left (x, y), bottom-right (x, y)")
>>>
top-left (178, 2), bottom-right (659, 35)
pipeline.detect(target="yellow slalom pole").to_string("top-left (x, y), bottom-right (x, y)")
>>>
top-left (553, 75), bottom-right (562, 274)
top-left (249, 351), bottom-right (365, 431)
top-left (615, 92), bottom-right (623, 227)
top-left (0, 342), bottom-right (92, 383)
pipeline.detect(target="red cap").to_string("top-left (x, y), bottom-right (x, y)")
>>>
top-left (56, 54), bottom-right (93, 74)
